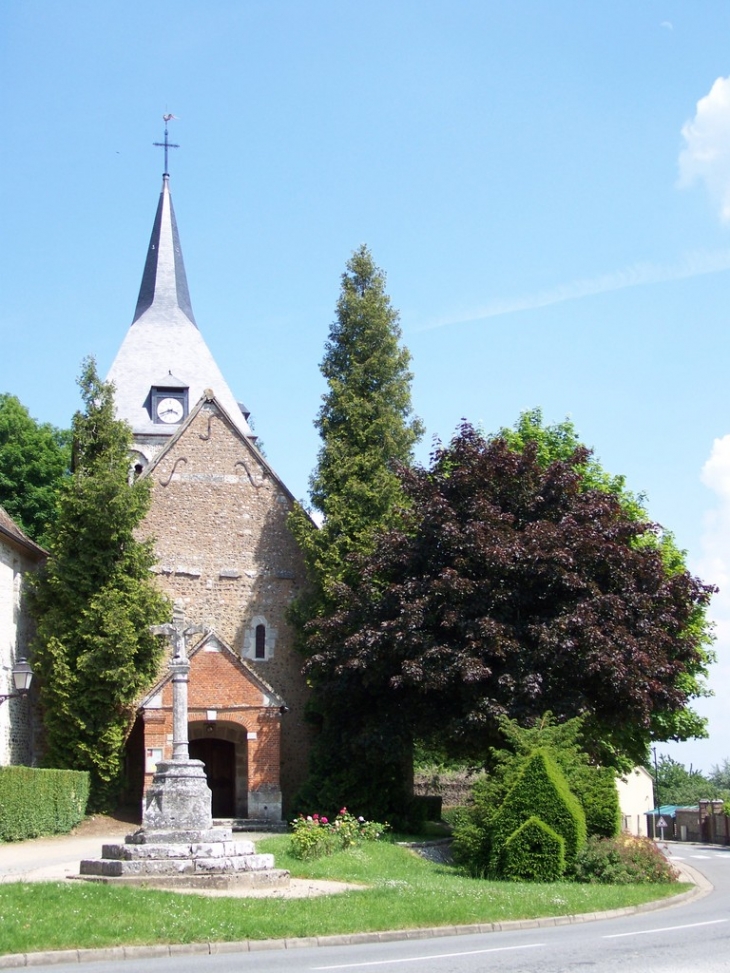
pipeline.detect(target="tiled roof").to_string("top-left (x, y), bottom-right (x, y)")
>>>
top-left (0, 507), bottom-right (46, 559)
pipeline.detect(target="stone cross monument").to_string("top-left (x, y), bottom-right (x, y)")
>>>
top-left (142, 604), bottom-right (210, 831)
top-left (79, 601), bottom-right (289, 890)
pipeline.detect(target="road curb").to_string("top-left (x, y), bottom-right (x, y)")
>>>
top-left (0, 877), bottom-right (706, 968)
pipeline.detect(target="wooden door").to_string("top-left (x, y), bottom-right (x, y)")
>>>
top-left (189, 738), bottom-right (236, 817)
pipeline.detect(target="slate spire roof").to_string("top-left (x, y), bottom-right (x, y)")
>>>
top-left (132, 175), bottom-right (197, 328)
top-left (107, 174), bottom-right (253, 441)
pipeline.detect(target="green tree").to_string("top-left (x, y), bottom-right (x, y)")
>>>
top-left (708, 757), bottom-right (730, 791)
top-left (452, 714), bottom-right (618, 877)
top-left (290, 246), bottom-right (422, 820)
top-left (0, 393), bottom-right (70, 545)
top-left (28, 359), bottom-right (170, 809)
top-left (291, 244), bottom-right (423, 601)
top-left (653, 755), bottom-right (726, 807)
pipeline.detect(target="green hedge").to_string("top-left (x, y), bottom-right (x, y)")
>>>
top-left (0, 766), bottom-right (89, 841)
top-left (490, 749), bottom-right (587, 875)
top-left (502, 815), bottom-right (566, 882)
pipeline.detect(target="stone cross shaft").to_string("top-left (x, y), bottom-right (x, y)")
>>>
top-left (151, 605), bottom-right (205, 762)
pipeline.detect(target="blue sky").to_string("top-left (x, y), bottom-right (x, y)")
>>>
top-left (3, 1), bottom-right (730, 774)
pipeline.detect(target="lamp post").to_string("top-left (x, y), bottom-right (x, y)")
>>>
top-left (0, 657), bottom-right (33, 704)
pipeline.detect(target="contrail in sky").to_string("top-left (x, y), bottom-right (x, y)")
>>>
top-left (419, 249), bottom-right (730, 331)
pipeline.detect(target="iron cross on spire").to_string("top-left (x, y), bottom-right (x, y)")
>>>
top-left (153, 113), bottom-right (180, 175)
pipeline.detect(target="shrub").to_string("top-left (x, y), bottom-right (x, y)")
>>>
top-left (0, 766), bottom-right (89, 841)
top-left (571, 835), bottom-right (679, 884)
top-left (572, 764), bottom-right (621, 838)
top-left (502, 815), bottom-right (566, 882)
top-left (452, 820), bottom-right (492, 876)
top-left (290, 808), bottom-right (389, 860)
top-left (490, 750), bottom-right (587, 876)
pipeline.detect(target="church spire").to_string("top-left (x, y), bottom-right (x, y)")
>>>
top-left (132, 174), bottom-right (197, 327)
top-left (106, 120), bottom-right (254, 446)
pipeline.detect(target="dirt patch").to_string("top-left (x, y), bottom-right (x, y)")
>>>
top-left (69, 809), bottom-right (140, 838)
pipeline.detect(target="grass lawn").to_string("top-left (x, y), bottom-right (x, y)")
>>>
top-left (0, 835), bottom-right (687, 956)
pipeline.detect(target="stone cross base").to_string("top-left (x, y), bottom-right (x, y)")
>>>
top-left (142, 758), bottom-right (213, 832)
top-left (79, 830), bottom-right (290, 891)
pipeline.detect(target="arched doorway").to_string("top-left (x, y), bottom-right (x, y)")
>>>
top-left (189, 737), bottom-right (236, 817)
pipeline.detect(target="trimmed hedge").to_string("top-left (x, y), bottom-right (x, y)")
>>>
top-left (0, 766), bottom-right (89, 841)
top-left (490, 749), bottom-right (587, 875)
top-left (502, 815), bottom-right (566, 882)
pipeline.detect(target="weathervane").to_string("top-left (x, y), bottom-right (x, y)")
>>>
top-left (154, 113), bottom-right (179, 175)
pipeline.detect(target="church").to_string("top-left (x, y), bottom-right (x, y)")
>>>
top-left (106, 163), bottom-right (312, 822)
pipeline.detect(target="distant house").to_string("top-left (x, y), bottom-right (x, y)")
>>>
top-left (0, 507), bottom-right (45, 765)
top-left (616, 766), bottom-right (654, 837)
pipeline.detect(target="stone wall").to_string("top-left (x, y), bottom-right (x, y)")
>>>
top-left (139, 400), bottom-right (313, 812)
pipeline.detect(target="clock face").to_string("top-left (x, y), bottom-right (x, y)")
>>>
top-left (156, 396), bottom-right (185, 424)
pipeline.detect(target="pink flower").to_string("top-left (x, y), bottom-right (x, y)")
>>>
top-left (313, 813), bottom-right (319, 820)
top-left (321, 817), bottom-right (328, 824)
top-left (339, 808), bottom-right (347, 815)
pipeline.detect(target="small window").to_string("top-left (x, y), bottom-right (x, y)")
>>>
top-left (255, 624), bottom-right (266, 659)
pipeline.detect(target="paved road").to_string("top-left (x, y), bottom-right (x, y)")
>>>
top-left (2, 841), bottom-right (729, 971)
top-left (0, 829), bottom-right (129, 883)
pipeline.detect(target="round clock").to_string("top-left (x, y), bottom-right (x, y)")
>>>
top-left (156, 397), bottom-right (184, 424)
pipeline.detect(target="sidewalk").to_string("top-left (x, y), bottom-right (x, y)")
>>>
top-left (0, 818), bottom-right (130, 884)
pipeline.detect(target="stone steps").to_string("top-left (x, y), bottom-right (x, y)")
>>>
top-left (218, 818), bottom-right (289, 833)
top-left (78, 825), bottom-right (290, 890)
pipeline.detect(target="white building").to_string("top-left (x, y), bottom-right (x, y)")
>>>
top-left (616, 766), bottom-right (655, 837)
top-left (0, 507), bottom-right (45, 765)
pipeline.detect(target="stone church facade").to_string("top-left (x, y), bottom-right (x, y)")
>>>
top-left (107, 171), bottom-right (312, 819)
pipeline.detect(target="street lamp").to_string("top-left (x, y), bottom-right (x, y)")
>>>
top-left (0, 657), bottom-right (33, 704)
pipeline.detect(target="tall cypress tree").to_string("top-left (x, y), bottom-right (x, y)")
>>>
top-left (29, 358), bottom-right (170, 810)
top-left (290, 246), bottom-right (423, 818)
top-left (292, 244), bottom-right (423, 602)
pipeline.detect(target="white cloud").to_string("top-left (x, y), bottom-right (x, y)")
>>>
top-left (678, 76), bottom-right (730, 222)
top-left (419, 249), bottom-right (730, 331)
top-left (675, 435), bottom-right (730, 769)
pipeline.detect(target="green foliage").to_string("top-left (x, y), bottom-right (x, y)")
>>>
top-left (0, 393), bottom-right (70, 545)
top-left (490, 715), bottom-right (620, 838)
top-left (290, 245), bottom-right (422, 821)
top-left (501, 815), bottom-right (566, 882)
top-left (453, 716), bottom-right (621, 879)
top-left (499, 408), bottom-right (646, 519)
top-left (0, 766), bottom-right (89, 841)
top-left (490, 750), bottom-right (586, 876)
top-left (708, 757), bottom-right (730, 791)
top-left (291, 244), bottom-right (423, 601)
top-left (28, 358), bottom-right (170, 810)
top-left (652, 754), bottom-right (727, 806)
top-left (289, 807), bottom-right (390, 860)
top-left (571, 835), bottom-right (678, 884)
